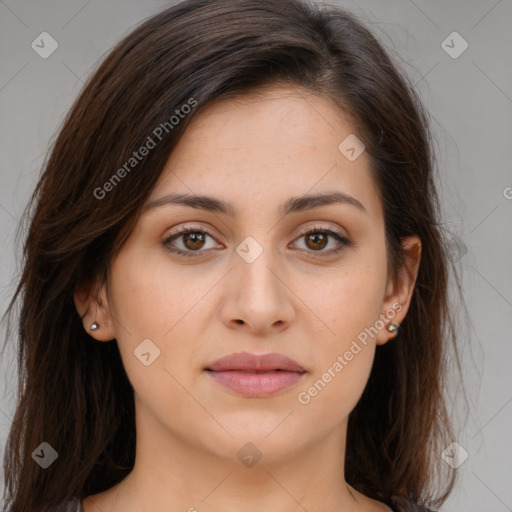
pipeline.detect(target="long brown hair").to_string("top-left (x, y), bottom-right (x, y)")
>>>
top-left (2, 0), bottom-right (465, 510)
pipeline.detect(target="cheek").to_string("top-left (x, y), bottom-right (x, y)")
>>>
top-left (308, 259), bottom-right (386, 339)
top-left (106, 250), bottom-right (207, 396)
top-left (294, 260), bottom-right (385, 417)
top-left (294, 343), bottom-right (374, 440)
top-left (108, 247), bottom-right (211, 339)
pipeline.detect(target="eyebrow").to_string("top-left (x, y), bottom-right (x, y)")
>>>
top-left (143, 191), bottom-right (366, 216)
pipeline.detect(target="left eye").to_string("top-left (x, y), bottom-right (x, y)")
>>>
top-left (293, 229), bottom-right (349, 254)
top-left (163, 226), bottom-right (350, 257)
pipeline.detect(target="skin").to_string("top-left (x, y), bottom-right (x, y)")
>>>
top-left (75, 84), bottom-right (421, 512)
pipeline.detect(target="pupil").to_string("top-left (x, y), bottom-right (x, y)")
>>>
top-left (308, 233), bottom-right (327, 250)
top-left (185, 232), bottom-right (204, 249)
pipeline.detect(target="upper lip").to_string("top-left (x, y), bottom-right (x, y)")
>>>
top-left (205, 352), bottom-right (306, 373)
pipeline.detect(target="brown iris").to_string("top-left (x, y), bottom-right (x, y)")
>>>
top-left (183, 232), bottom-right (206, 250)
top-left (305, 232), bottom-right (328, 251)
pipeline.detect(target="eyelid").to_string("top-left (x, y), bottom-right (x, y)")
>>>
top-left (295, 223), bottom-right (348, 240)
top-left (164, 222), bottom-right (218, 240)
top-left (163, 222), bottom-right (348, 241)
top-left (162, 223), bottom-right (221, 257)
top-left (162, 222), bottom-right (351, 257)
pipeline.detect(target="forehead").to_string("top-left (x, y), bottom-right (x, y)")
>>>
top-left (183, 84), bottom-right (356, 149)
top-left (148, 85), bottom-right (382, 221)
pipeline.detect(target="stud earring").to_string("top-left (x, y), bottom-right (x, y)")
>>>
top-left (90, 322), bottom-right (100, 331)
top-left (386, 323), bottom-right (398, 334)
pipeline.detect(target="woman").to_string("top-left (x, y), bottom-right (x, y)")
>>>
top-left (1, 0), bottom-right (464, 510)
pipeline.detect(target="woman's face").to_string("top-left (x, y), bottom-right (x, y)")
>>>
top-left (78, 84), bottom-right (419, 468)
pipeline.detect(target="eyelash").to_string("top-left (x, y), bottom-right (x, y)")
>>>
top-left (163, 223), bottom-right (351, 259)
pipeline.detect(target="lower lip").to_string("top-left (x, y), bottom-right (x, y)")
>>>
top-left (205, 370), bottom-right (306, 397)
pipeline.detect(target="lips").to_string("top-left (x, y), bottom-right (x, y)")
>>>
top-left (204, 352), bottom-right (307, 397)
top-left (205, 351), bottom-right (306, 373)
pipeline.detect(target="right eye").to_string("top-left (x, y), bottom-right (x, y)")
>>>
top-left (163, 225), bottom-right (222, 257)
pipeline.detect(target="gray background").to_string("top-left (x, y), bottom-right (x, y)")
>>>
top-left (1, 1), bottom-right (511, 510)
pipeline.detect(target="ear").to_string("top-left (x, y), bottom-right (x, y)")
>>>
top-left (375, 236), bottom-right (421, 346)
top-left (74, 280), bottom-right (116, 342)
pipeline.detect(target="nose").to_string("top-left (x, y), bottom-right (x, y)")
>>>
top-left (219, 248), bottom-right (296, 336)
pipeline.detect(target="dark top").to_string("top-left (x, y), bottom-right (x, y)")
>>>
top-left (33, 495), bottom-right (435, 511)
